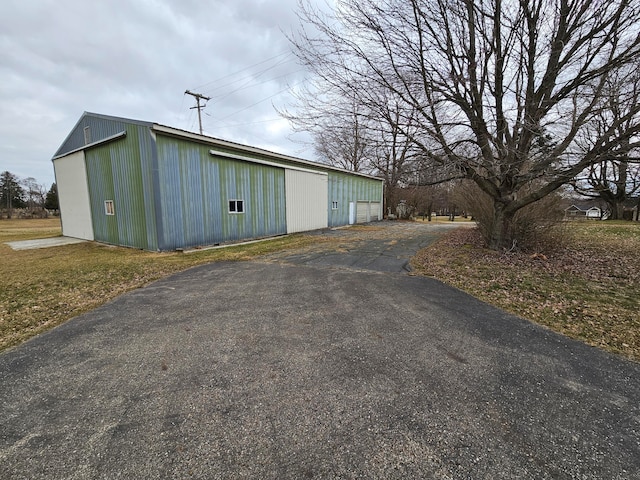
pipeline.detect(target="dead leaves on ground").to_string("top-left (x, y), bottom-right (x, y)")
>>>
top-left (411, 224), bottom-right (640, 362)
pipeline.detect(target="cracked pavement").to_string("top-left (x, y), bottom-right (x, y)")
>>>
top-left (1, 221), bottom-right (638, 479)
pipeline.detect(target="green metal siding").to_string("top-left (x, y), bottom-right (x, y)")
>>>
top-left (61, 113), bottom-right (383, 251)
top-left (156, 136), bottom-right (287, 250)
top-left (84, 125), bottom-right (158, 250)
top-left (55, 112), bottom-right (152, 158)
top-left (327, 171), bottom-right (383, 227)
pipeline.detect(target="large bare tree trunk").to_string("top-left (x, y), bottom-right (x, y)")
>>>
top-left (488, 202), bottom-right (512, 250)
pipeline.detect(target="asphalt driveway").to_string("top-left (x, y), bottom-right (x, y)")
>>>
top-left (1, 222), bottom-right (639, 479)
top-left (264, 221), bottom-right (468, 273)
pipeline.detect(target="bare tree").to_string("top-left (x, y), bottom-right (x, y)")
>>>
top-left (22, 177), bottom-right (48, 217)
top-left (369, 100), bottom-right (422, 212)
top-left (282, 64), bottom-right (424, 210)
top-left (574, 160), bottom-right (640, 219)
top-left (312, 103), bottom-right (373, 172)
top-left (572, 67), bottom-right (640, 219)
top-left (281, 85), bottom-right (375, 172)
top-left (290, 0), bottom-right (640, 249)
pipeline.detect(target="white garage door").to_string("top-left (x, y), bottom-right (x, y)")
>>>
top-left (369, 202), bottom-right (381, 221)
top-left (356, 201), bottom-right (381, 223)
top-left (53, 151), bottom-right (95, 240)
top-left (285, 169), bottom-right (328, 233)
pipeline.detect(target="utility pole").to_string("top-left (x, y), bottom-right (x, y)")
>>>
top-left (185, 90), bottom-right (211, 135)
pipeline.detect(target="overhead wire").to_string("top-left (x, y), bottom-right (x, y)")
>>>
top-left (183, 50), bottom-right (304, 137)
top-left (190, 51), bottom-right (292, 92)
top-left (212, 81), bottom-right (303, 123)
top-left (207, 68), bottom-right (305, 103)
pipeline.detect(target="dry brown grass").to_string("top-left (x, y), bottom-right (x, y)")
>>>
top-left (4, 219), bottom-right (639, 362)
top-left (0, 218), bottom-right (329, 352)
top-left (411, 221), bottom-right (640, 362)
top-left (0, 218), bottom-right (62, 242)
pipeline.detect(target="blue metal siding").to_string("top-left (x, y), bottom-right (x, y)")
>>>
top-left (327, 171), bottom-right (383, 227)
top-left (54, 112), bottom-right (152, 158)
top-left (156, 136), bottom-right (287, 250)
top-left (84, 124), bottom-right (158, 250)
top-left (57, 113), bottom-right (383, 251)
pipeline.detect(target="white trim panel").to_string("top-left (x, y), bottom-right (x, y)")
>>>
top-left (53, 151), bottom-right (94, 240)
top-left (285, 169), bottom-right (328, 234)
top-left (52, 131), bottom-right (127, 160)
top-left (209, 150), bottom-right (328, 176)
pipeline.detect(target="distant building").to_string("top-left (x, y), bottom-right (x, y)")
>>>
top-left (52, 112), bottom-right (383, 251)
top-left (564, 204), bottom-right (603, 220)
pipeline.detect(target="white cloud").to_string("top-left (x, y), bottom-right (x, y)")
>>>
top-left (0, 0), bottom-right (316, 187)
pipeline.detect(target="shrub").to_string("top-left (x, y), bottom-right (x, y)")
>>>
top-left (455, 182), bottom-right (567, 252)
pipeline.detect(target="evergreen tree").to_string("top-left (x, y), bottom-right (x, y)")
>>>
top-left (45, 183), bottom-right (59, 210)
top-left (0, 171), bottom-right (26, 217)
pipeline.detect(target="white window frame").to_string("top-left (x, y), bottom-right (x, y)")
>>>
top-left (228, 199), bottom-right (245, 214)
top-left (332, 201), bottom-right (338, 210)
top-left (104, 200), bottom-right (115, 215)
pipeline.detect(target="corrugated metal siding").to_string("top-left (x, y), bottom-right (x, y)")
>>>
top-left (156, 136), bottom-right (287, 250)
top-left (328, 172), bottom-right (384, 227)
top-left (57, 113), bottom-right (384, 250)
top-left (84, 124), bottom-right (158, 250)
top-left (285, 170), bottom-right (328, 233)
top-left (54, 113), bottom-right (152, 158)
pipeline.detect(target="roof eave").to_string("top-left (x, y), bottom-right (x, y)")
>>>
top-left (151, 123), bottom-right (382, 181)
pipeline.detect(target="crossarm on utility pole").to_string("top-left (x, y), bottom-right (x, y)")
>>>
top-left (185, 90), bottom-right (211, 135)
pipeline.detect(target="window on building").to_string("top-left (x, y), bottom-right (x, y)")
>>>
top-left (229, 199), bottom-right (244, 213)
top-left (332, 201), bottom-right (338, 210)
top-left (104, 200), bottom-right (115, 215)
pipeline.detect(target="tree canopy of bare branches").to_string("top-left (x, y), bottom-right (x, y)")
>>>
top-left (290, 0), bottom-right (640, 249)
top-left (572, 64), bottom-right (640, 218)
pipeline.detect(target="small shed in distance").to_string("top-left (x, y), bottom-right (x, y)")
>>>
top-left (52, 112), bottom-right (383, 251)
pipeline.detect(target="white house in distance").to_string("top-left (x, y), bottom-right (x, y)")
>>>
top-left (564, 204), bottom-right (603, 220)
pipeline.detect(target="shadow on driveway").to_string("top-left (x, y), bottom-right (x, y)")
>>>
top-left (1, 222), bottom-right (638, 479)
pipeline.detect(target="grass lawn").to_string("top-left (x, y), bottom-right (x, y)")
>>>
top-left (0, 218), bottom-right (328, 352)
top-left (3, 218), bottom-right (639, 362)
top-left (411, 221), bottom-right (640, 362)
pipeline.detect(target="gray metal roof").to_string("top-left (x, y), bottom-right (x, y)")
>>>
top-left (53, 112), bottom-right (382, 182)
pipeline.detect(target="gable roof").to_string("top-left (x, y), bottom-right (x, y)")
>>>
top-left (53, 112), bottom-right (152, 159)
top-left (53, 112), bottom-right (382, 181)
top-left (565, 204), bottom-right (602, 212)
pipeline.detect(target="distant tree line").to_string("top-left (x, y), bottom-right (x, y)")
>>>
top-left (0, 171), bottom-right (58, 219)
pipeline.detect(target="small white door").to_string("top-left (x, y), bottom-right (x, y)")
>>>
top-left (349, 202), bottom-right (356, 225)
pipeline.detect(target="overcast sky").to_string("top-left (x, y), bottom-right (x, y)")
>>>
top-left (0, 0), bottom-right (317, 188)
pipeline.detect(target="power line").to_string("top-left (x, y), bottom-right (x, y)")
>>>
top-left (216, 117), bottom-right (287, 128)
top-left (208, 68), bottom-right (305, 103)
top-left (202, 56), bottom-right (296, 99)
top-left (213, 81), bottom-right (303, 123)
top-left (191, 51), bottom-right (292, 92)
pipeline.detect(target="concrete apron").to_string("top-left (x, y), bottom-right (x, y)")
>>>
top-left (5, 237), bottom-right (87, 251)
